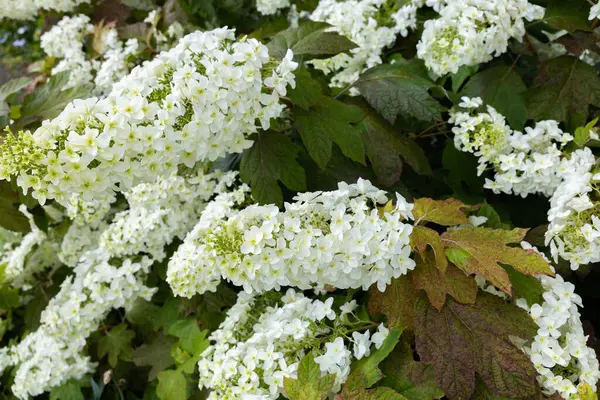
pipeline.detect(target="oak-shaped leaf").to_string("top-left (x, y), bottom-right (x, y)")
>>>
top-left (336, 387), bottom-right (408, 400)
top-left (240, 131), bottom-right (306, 206)
top-left (353, 61), bottom-right (445, 124)
top-left (413, 253), bottom-right (477, 310)
top-left (284, 353), bottom-right (335, 400)
top-left (98, 323), bottom-right (135, 368)
top-left (0, 181), bottom-right (31, 233)
top-left (49, 380), bottom-right (85, 400)
top-left (410, 226), bottom-right (448, 272)
top-left (380, 341), bottom-right (445, 400)
top-left (414, 293), bottom-right (539, 400)
top-left (368, 275), bottom-right (417, 333)
top-left (132, 333), bottom-right (177, 381)
top-left (287, 68), bottom-right (325, 110)
top-left (156, 369), bottom-right (187, 400)
top-left (441, 227), bottom-right (553, 295)
top-left (413, 198), bottom-right (480, 227)
top-left (267, 21), bottom-right (356, 60)
top-left (167, 318), bottom-right (208, 355)
top-left (293, 97), bottom-right (365, 169)
top-left (527, 56), bottom-right (600, 132)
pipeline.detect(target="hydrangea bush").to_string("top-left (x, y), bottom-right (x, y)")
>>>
top-left (0, 1), bottom-right (599, 400)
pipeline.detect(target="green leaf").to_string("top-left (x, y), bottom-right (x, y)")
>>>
top-left (358, 109), bottom-right (432, 186)
top-left (380, 341), bottom-right (445, 400)
top-left (240, 131), bottom-right (306, 206)
top-left (167, 318), bottom-right (208, 354)
top-left (267, 21), bottom-right (357, 59)
top-left (293, 98), bottom-right (365, 168)
top-left (133, 333), bottom-right (177, 381)
top-left (98, 323), bottom-right (135, 368)
top-left (442, 143), bottom-right (485, 204)
top-left (287, 68), bottom-right (324, 110)
top-left (0, 77), bottom-right (31, 116)
top-left (368, 274), bottom-right (417, 333)
top-left (413, 198), bottom-right (480, 227)
top-left (283, 353), bottom-right (335, 400)
top-left (0, 181), bottom-right (30, 233)
top-left (353, 61), bottom-right (445, 124)
top-left (573, 118), bottom-right (599, 148)
top-left (343, 328), bottom-right (402, 392)
top-left (156, 370), bottom-right (187, 400)
top-left (460, 66), bottom-right (527, 129)
top-left (475, 204), bottom-right (510, 230)
top-left (50, 380), bottom-right (84, 400)
top-left (502, 265), bottom-right (545, 307)
top-left (441, 227), bottom-right (553, 295)
top-left (451, 65), bottom-right (478, 93)
top-left (414, 293), bottom-right (539, 400)
top-left (121, 0), bottom-right (155, 10)
top-left (544, 0), bottom-right (593, 32)
top-left (18, 71), bottom-right (93, 128)
top-left (527, 56), bottom-right (600, 132)
top-left (0, 285), bottom-right (21, 309)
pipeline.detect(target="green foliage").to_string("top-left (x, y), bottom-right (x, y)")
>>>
top-left (156, 370), bottom-right (187, 400)
top-left (353, 61), bottom-right (445, 124)
top-left (527, 56), bottom-right (600, 132)
top-left (240, 131), bottom-right (306, 205)
top-left (49, 380), bottom-right (85, 400)
top-left (132, 333), bottom-right (177, 381)
top-left (267, 21), bottom-right (357, 60)
top-left (0, 181), bottom-right (30, 233)
top-left (16, 71), bottom-right (93, 129)
top-left (98, 324), bottom-right (136, 367)
top-left (0, 77), bottom-right (30, 116)
top-left (460, 66), bottom-right (527, 129)
top-left (284, 353), bottom-right (335, 400)
top-left (414, 294), bottom-right (539, 400)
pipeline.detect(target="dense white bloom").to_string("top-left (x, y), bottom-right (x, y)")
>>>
top-left (257, 0), bottom-right (290, 15)
top-left (0, 28), bottom-right (297, 210)
top-left (545, 148), bottom-right (600, 270)
top-left (417, 0), bottom-right (545, 76)
top-left (518, 273), bottom-right (599, 398)
top-left (0, 251), bottom-right (156, 399)
top-left (309, 0), bottom-right (424, 88)
top-left (167, 179), bottom-right (415, 297)
top-left (450, 97), bottom-right (576, 197)
top-left (0, 205), bottom-right (61, 289)
top-left (198, 289), bottom-right (385, 399)
top-left (0, 0), bottom-right (91, 20)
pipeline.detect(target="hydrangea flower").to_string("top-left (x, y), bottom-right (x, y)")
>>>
top-left (0, 0), bottom-right (91, 20)
top-left (0, 28), bottom-right (297, 210)
top-left (167, 178), bottom-right (415, 297)
top-left (417, 0), bottom-right (545, 76)
top-left (198, 288), bottom-right (389, 399)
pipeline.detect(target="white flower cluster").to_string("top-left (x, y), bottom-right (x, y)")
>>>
top-left (198, 289), bottom-right (389, 399)
top-left (0, 0), bottom-right (90, 20)
top-left (309, 0), bottom-right (425, 89)
top-left (168, 179), bottom-right (414, 298)
top-left (0, 205), bottom-right (60, 289)
top-left (0, 28), bottom-right (297, 209)
top-left (40, 13), bottom-right (184, 96)
top-left (545, 148), bottom-right (600, 270)
top-left (417, 0), bottom-right (545, 76)
top-left (59, 219), bottom-right (108, 267)
top-left (101, 170), bottom-right (240, 262)
top-left (0, 250), bottom-right (156, 399)
top-left (450, 97), bottom-right (577, 197)
top-left (257, 0), bottom-right (290, 15)
top-left (518, 273), bottom-right (599, 398)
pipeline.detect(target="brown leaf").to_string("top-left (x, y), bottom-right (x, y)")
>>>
top-left (336, 387), bottom-right (408, 400)
top-left (441, 227), bottom-right (553, 295)
top-left (411, 225), bottom-right (448, 272)
top-left (368, 274), bottom-right (416, 333)
top-left (413, 198), bottom-right (480, 226)
top-left (414, 293), bottom-right (539, 400)
top-left (413, 253), bottom-right (477, 310)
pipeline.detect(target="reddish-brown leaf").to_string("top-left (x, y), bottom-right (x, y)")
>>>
top-left (413, 198), bottom-right (481, 226)
top-left (369, 274), bottom-right (417, 332)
